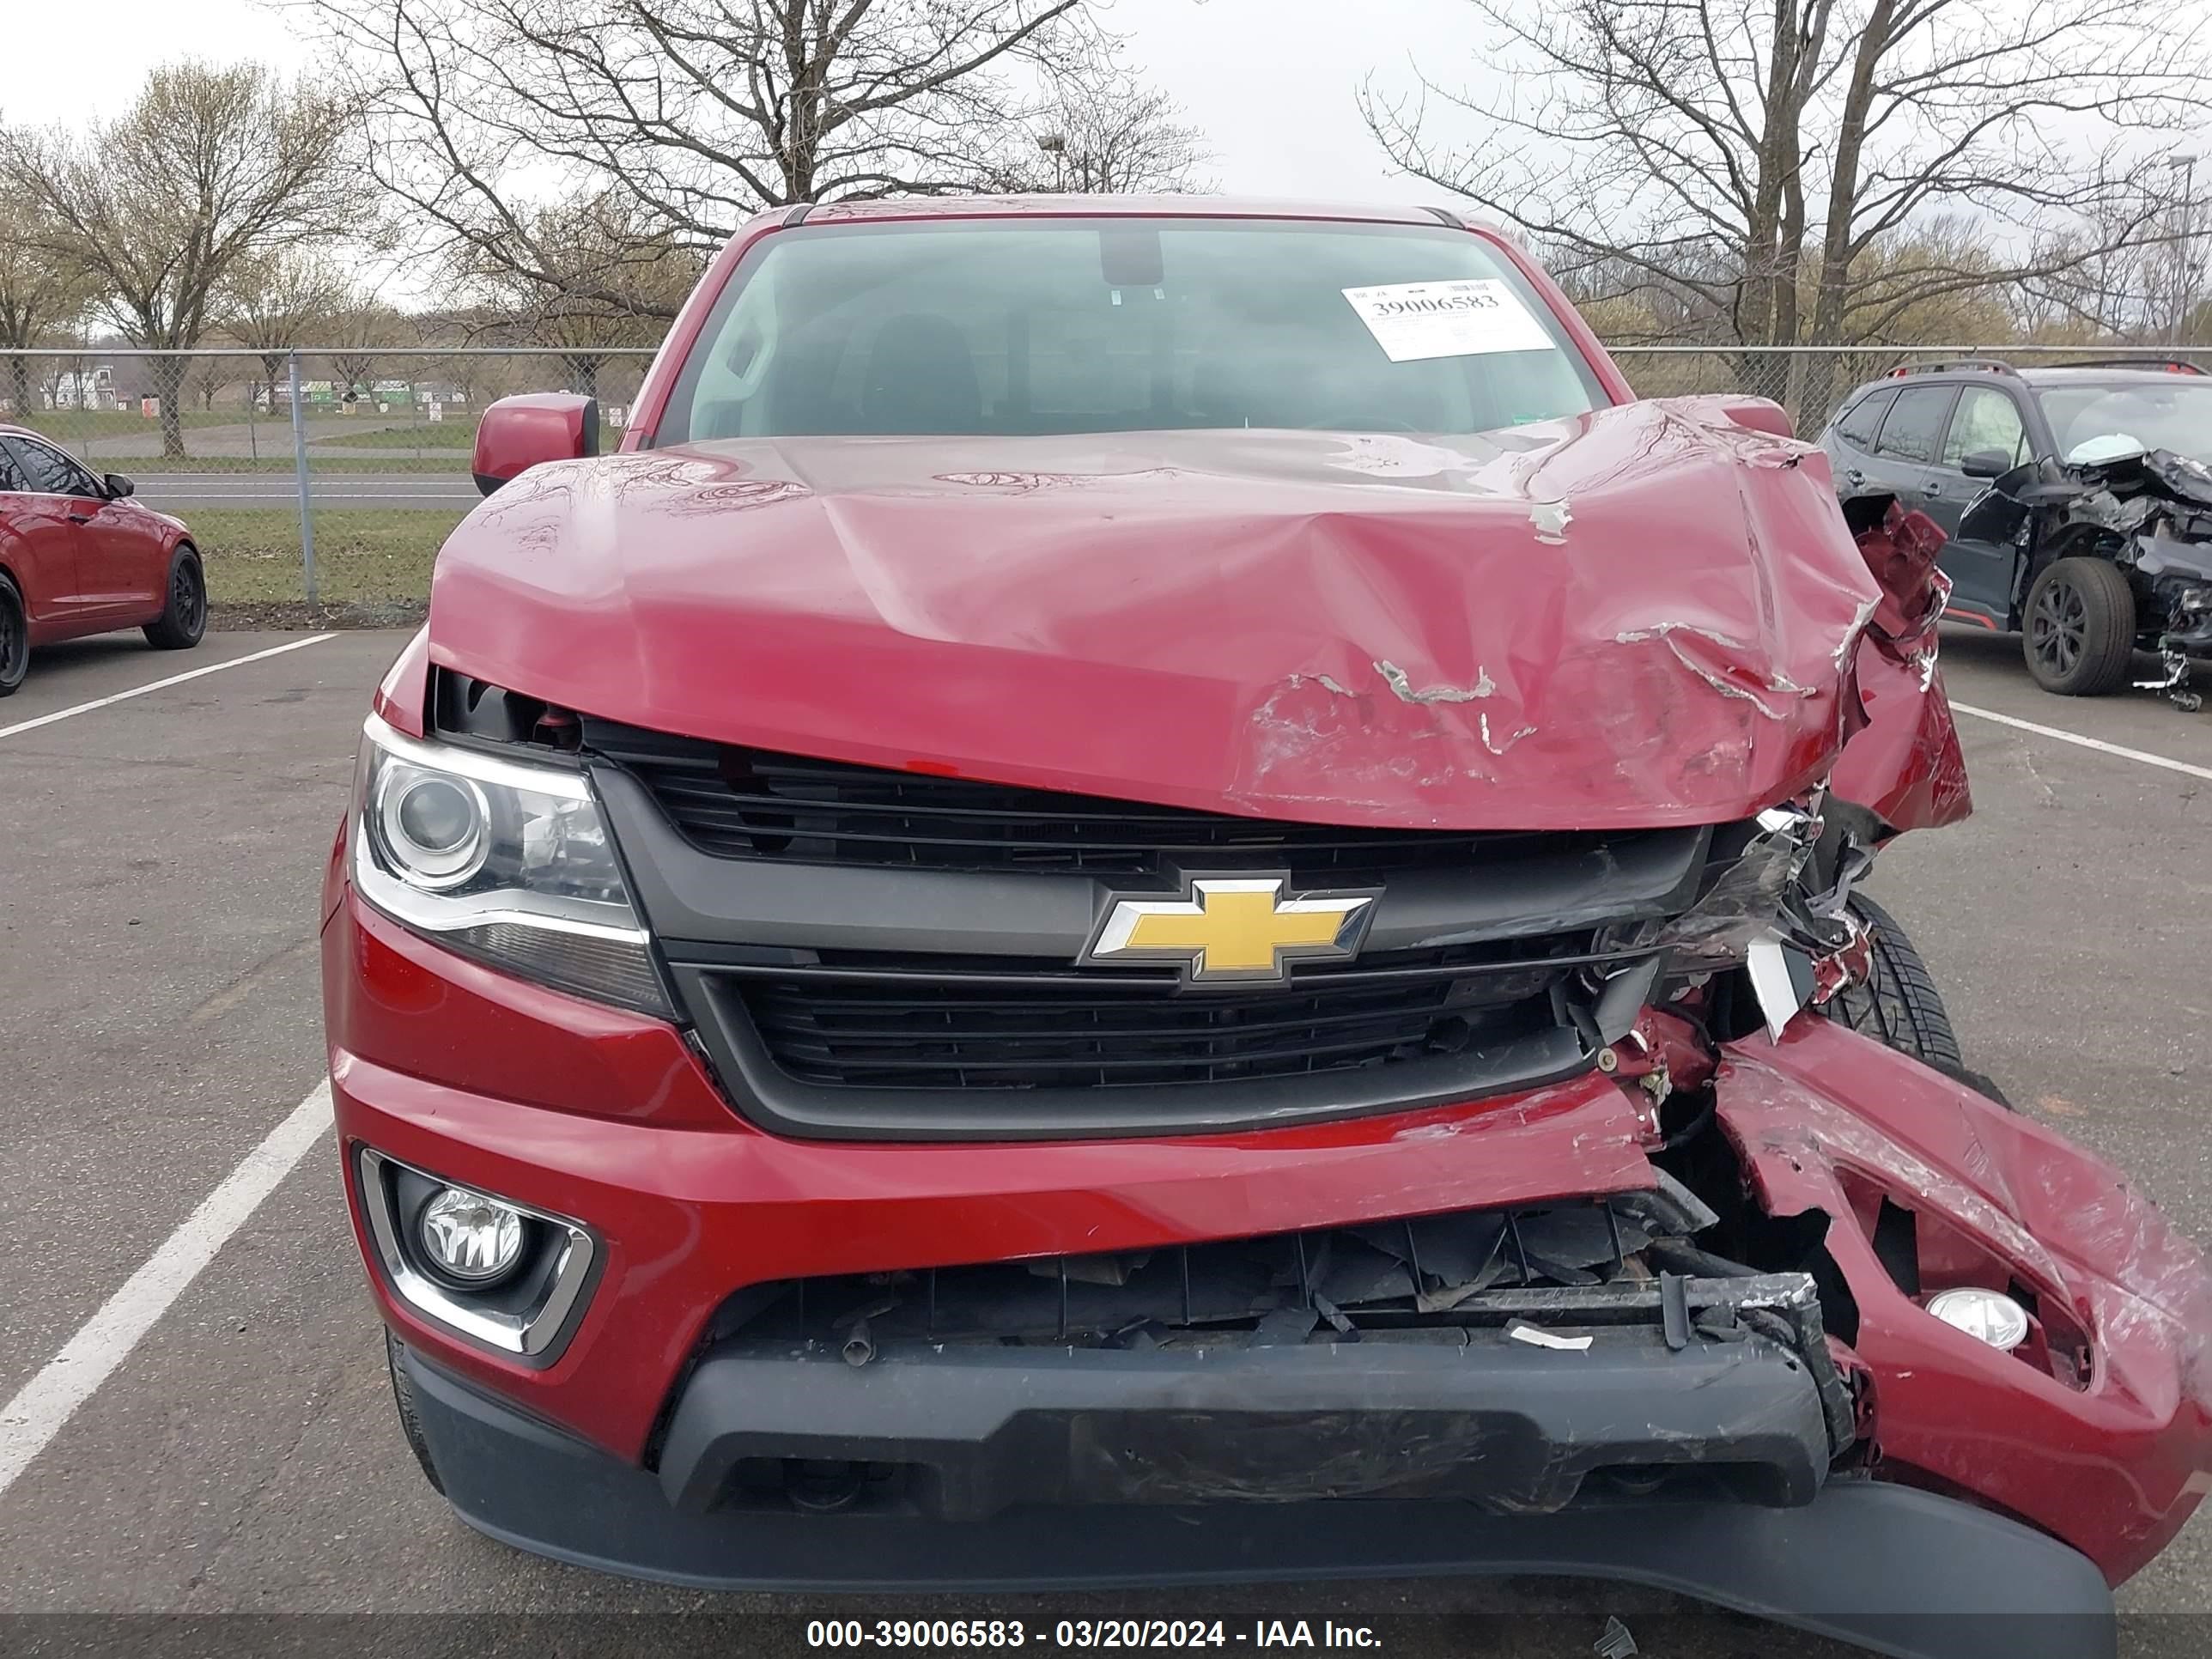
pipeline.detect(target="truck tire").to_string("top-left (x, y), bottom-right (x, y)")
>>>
top-left (1820, 896), bottom-right (2011, 1107)
top-left (2024, 556), bottom-right (2136, 696)
top-left (1820, 894), bottom-right (1960, 1066)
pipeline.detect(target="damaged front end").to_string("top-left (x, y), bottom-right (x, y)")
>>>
top-left (1965, 445), bottom-right (2212, 708)
top-left (378, 393), bottom-right (2205, 1657)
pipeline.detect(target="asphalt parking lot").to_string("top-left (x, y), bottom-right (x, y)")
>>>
top-left (2, 623), bottom-right (2209, 1656)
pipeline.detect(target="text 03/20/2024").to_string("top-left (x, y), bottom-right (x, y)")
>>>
top-left (805, 1620), bottom-right (1383, 1650)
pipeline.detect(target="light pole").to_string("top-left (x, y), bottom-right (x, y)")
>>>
top-left (2165, 151), bottom-right (2198, 347)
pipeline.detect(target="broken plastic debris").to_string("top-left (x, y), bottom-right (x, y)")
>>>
top-left (1506, 1320), bottom-right (1593, 1352)
top-left (1747, 933), bottom-right (1805, 1042)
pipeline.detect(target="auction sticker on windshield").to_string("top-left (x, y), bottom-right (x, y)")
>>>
top-left (1341, 279), bottom-right (1555, 362)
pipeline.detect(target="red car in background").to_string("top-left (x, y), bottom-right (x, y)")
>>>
top-left (0, 423), bottom-right (206, 694)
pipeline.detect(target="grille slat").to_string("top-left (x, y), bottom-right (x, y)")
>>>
top-left (750, 998), bottom-right (1451, 1043)
top-left (729, 945), bottom-right (1551, 1090)
top-left (585, 718), bottom-right (1580, 878)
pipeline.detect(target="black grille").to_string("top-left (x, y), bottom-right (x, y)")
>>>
top-left (585, 717), bottom-right (1583, 878)
top-left (721, 941), bottom-right (1591, 1091)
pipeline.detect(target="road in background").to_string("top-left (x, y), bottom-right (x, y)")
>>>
top-left (0, 625), bottom-right (2207, 1656)
top-left (134, 475), bottom-right (483, 511)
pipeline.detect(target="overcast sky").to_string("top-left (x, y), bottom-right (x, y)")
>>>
top-left (0, 0), bottom-right (1493, 204)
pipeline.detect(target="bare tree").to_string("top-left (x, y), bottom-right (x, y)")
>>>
top-left (1005, 72), bottom-right (1212, 192)
top-left (1365, 0), bottom-right (2209, 414)
top-left (222, 251), bottom-right (356, 411)
top-left (323, 296), bottom-right (414, 409)
top-left (0, 63), bottom-right (364, 457)
top-left (307, 0), bottom-right (1104, 323)
top-left (183, 353), bottom-right (236, 413)
top-left (0, 188), bottom-right (100, 418)
top-left (454, 191), bottom-right (701, 398)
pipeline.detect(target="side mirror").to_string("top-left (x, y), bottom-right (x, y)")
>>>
top-left (103, 472), bottom-right (135, 498)
top-left (471, 393), bottom-right (600, 496)
top-left (1959, 449), bottom-right (2011, 479)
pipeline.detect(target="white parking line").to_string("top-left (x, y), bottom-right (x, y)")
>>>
top-left (0, 1083), bottom-right (334, 1496)
top-left (1950, 702), bottom-right (2212, 784)
top-left (0, 634), bottom-right (335, 742)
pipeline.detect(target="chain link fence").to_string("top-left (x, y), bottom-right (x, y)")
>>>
top-left (1608, 343), bottom-right (2212, 434)
top-left (5, 342), bottom-right (2207, 624)
top-left (3, 346), bottom-right (656, 623)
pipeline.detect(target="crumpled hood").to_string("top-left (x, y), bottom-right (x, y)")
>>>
top-left (428, 397), bottom-right (1879, 829)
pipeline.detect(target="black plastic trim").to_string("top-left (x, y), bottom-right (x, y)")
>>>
top-left (400, 1343), bottom-right (2118, 1659)
top-left (596, 763), bottom-right (1710, 960)
top-left (659, 1317), bottom-right (1832, 1517)
top-left (676, 959), bottom-right (1593, 1140)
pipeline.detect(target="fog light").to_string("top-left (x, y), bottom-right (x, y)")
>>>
top-left (419, 1187), bottom-right (525, 1284)
top-left (1925, 1286), bottom-right (2030, 1351)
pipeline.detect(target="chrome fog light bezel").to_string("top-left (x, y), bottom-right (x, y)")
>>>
top-left (357, 1147), bottom-right (597, 1361)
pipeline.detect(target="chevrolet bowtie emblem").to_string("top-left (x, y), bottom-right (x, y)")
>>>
top-left (1080, 874), bottom-right (1382, 985)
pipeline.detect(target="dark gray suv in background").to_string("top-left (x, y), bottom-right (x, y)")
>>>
top-left (1819, 359), bottom-right (2212, 697)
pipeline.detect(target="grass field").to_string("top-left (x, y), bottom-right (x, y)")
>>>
top-left (15, 410), bottom-right (246, 440)
top-left (103, 455), bottom-right (471, 477)
top-left (187, 507), bottom-right (463, 606)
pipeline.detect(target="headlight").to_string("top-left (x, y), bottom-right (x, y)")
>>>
top-left (353, 714), bottom-right (672, 1017)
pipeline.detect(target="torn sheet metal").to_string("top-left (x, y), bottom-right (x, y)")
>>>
top-left (1374, 659), bottom-right (1496, 703)
top-left (1716, 1021), bottom-right (2212, 1585)
top-left (1829, 495), bottom-right (1972, 831)
top-left (428, 398), bottom-right (1884, 830)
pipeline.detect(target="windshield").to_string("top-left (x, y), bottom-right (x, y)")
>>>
top-left (2037, 380), bottom-right (2212, 465)
top-left (651, 218), bottom-right (1604, 444)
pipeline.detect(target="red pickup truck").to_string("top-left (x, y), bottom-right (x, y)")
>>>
top-left (321, 197), bottom-right (2210, 1659)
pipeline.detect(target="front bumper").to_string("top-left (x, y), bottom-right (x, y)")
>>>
top-left (401, 1340), bottom-right (2115, 1659)
top-left (328, 890), bottom-right (2212, 1605)
top-left (655, 1304), bottom-right (1834, 1517)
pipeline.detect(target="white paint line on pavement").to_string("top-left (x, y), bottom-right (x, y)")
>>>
top-left (0, 634), bottom-right (336, 743)
top-left (0, 1082), bottom-right (334, 1496)
top-left (1950, 701), bottom-right (2212, 785)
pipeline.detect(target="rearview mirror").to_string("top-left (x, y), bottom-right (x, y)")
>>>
top-left (471, 394), bottom-right (601, 496)
top-left (1958, 449), bottom-right (2011, 479)
top-left (102, 472), bottom-right (135, 498)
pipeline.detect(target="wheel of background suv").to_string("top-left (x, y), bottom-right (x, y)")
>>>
top-left (384, 1331), bottom-right (446, 1494)
top-left (2024, 556), bottom-right (2136, 696)
top-left (143, 544), bottom-right (206, 650)
top-left (0, 576), bottom-right (27, 696)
